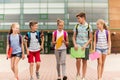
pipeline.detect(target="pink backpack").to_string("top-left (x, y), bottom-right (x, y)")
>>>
top-left (54, 30), bottom-right (68, 47)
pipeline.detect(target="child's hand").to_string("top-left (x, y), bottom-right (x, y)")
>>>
top-left (108, 49), bottom-right (111, 55)
top-left (93, 49), bottom-right (95, 52)
top-left (74, 44), bottom-right (78, 51)
top-left (22, 54), bottom-right (25, 60)
top-left (52, 41), bottom-right (56, 45)
top-left (81, 45), bottom-right (86, 51)
top-left (62, 40), bottom-right (65, 43)
top-left (40, 45), bottom-right (44, 51)
top-left (6, 54), bottom-right (8, 60)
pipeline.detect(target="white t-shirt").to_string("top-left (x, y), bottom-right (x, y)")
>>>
top-left (29, 32), bottom-right (40, 51)
top-left (53, 30), bottom-right (67, 50)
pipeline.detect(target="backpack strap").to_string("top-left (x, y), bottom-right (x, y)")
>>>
top-left (27, 32), bottom-right (31, 41)
top-left (96, 30), bottom-right (99, 42)
top-left (36, 31), bottom-right (41, 45)
top-left (19, 34), bottom-right (22, 46)
top-left (8, 35), bottom-right (11, 46)
top-left (54, 30), bottom-right (57, 41)
top-left (64, 31), bottom-right (67, 41)
top-left (64, 31), bottom-right (68, 47)
top-left (27, 32), bottom-right (31, 47)
top-left (105, 30), bottom-right (108, 42)
top-left (75, 24), bottom-right (79, 36)
top-left (86, 23), bottom-right (90, 39)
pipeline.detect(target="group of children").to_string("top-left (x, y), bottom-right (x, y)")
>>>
top-left (6, 12), bottom-right (111, 80)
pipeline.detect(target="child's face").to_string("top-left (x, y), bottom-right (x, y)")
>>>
top-left (12, 24), bottom-right (20, 33)
top-left (31, 24), bottom-right (38, 31)
top-left (58, 22), bottom-right (64, 30)
top-left (77, 16), bottom-right (84, 24)
top-left (96, 21), bottom-right (103, 29)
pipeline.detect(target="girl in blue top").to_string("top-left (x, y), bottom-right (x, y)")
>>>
top-left (6, 23), bottom-right (25, 80)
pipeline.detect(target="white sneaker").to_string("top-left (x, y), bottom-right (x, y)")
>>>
top-left (82, 78), bottom-right (85, 80)
top-left (76, 75), bottom-right (81, 80)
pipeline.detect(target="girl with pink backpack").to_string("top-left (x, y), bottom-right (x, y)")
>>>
top-left (52, 19), bottom-right (69, 80)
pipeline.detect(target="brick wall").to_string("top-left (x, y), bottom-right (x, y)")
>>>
top-left (109, 0), bottom-right (120, 53)
top-left (111, 32), bottom-right (120, 53)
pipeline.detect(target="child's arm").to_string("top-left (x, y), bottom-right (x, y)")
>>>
top-left (65, 34), bottom-right (69, 46)
top-left (6, 36), bottom-right (9, 58)
top-left (93, 32), bottom-right (96, 51)
top-left (72, 31), bottom-right (78, 50)
top-left (82, 32), bottom-right (93, 49)
top-left (52, 33), bottom-right (56, 45)
top-left (24, 35), bottom-right (29, 55)
top-left (41, 35), bottom-right (44, 50)
top-left (21, 37), bottom-right (25, 59)
top-left (108, 31), bottom-right (111, 55)
top-left (62, 33), bottom-right (69, 46)
top-left (72, 31), bottom-right (76, 46)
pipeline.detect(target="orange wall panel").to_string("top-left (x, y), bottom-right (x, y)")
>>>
top-left (109, 0), bottom-right (120, 29)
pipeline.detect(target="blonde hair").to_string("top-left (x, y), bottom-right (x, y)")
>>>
top-left (9, 23), bottom-right (19, 34)
top-left (57, 19), bottom-right (64, 26)
top-left (97, 19), bottom-right (108, 30)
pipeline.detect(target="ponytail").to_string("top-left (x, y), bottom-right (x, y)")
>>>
top-left (57, 19), bottom-right (60, 26)
top-left (9, 27), bottom-right (13, 34)
top-left (103, 23), bottom-right (107, 30)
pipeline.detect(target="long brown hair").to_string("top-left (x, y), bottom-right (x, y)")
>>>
top-left (103, 23), bottom-right (107, 30)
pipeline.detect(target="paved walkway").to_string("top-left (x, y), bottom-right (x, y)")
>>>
top-left (0, 54), bottom-right (120, 80)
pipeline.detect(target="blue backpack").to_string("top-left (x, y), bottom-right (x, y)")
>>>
top-left (27, 31), bottom-right (41, 47)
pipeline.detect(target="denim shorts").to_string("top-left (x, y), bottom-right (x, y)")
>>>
top-left (96, 48), bottom-right (108, 54)
top-left (11, 52), bottom-right (22, 58)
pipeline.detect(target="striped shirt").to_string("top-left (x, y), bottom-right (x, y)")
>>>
top-left (96, 30), bottom-right (108, 49)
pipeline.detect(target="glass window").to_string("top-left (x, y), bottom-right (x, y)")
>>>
top-left (0, 14), bottom-right (4, 20)
top-left (23, 0), bottom-right (39, 3)
top-left (0, 0), bottom-right (108, 30)
top-left (4, 0), bottom-right (20, 3)
top-left (5, 9), bottom-right (20, 14)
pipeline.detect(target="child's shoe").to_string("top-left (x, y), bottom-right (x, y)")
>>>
top-left (63, 76), bottom-right (67, 80)
top-left (36, 72), bottom-right (40, 79)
